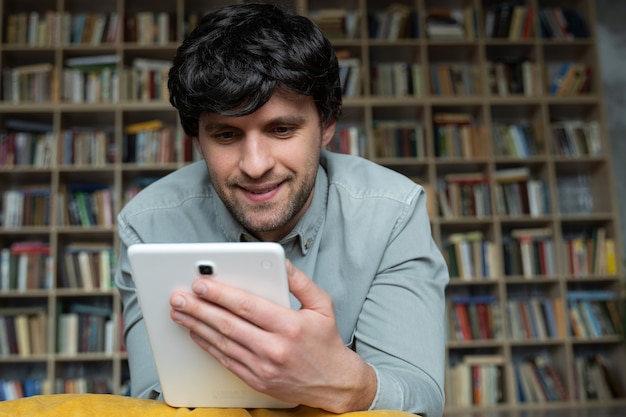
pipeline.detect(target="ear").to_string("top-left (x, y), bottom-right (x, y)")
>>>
top-left (321, 120), bottom-right (336, 148)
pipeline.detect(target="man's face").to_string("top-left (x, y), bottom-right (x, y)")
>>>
top-left (194, 91), bottom-right (336, 242)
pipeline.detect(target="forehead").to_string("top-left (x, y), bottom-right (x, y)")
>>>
top-left (199, 91), bottom-right (319, 126)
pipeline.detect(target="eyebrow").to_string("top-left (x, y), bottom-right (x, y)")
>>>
top-left (202, 115), bottom-right (308, 133)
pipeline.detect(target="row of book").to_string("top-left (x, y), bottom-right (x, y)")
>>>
top-left (61, 184), bottom-right (114, 228)
top-left (337, 57), bottom-right (361, 98)
top-left (1, 188), bottom-right (52, 228)
top-left (0, 376), bottom-right (126, 400)
top-left (430, 64), bottom-right (479, 96)
top-left (1, 185), bottom-right (114, 229)
top-left (485, 4), bottom-right (536, 39)
top-left (61, 55), bottom-right (120, 103)
top-left (371, 120), bottom-right (425, 159)
top-left (567, 291), bottom-right (623, 339)
top-left (485, 6), bottom-right (589, 40)
top-left (438, 174), bottom-right (492, 219)
top-left (2, 56), bottom-right (172, 104)
top-left (371, 62), bottom-right (425, 97)
top-left (446, 295), bottom-right (503, 342)
top-left (310, 6), bottom-right (419, 40)
top-left (446, 289), bottom-right (622, 343)
top-left (60, 243), bottom-right (114, 290)
top-left (1, 304), bottom-right (122, 357)
top-left (487, 60), bottom-right (539, 96)
top-left (443, 232), bottom-right (498, 280)
top-left (503, 228), bottom-right (557, 278)
top-left (537, 8), bottom-right (590, 40)
top-left (122, 120), bottom-right (179, 164)
top-left (367, 5), bottom-right (418, 40)
top-left (0, 306), bottom-right (47, 356)
top-left (551, 120), bottom-right (602, 157)
top-left (2, 64), bottom-right (55, 103)
top-left (61, 129), bottom-right (115, 166)
top-left (431, 60), bottom-right (586, 98)
top-left (515, 355), bottom-right (568, 403)
top-left (563, 227), bottom-right (616, 276)
top-left (3, 6), bottom-right (591, 46)
top-left (0, 242), bottom-right (52, 292)
top-left (433, 112), bottom-right (489, 159)
top-left (0, 130), bottom-right (56, 167)
top-left (493, 168), bottom-right (550, 217)
top-left (3, 10), bottom-right (186, 46)
top-left (492, 122), bottom-right (541, 157)
top-left (124, 58), bottom-right (171, 102)
top-left (502, 229), bottom-right (557, 279)
top-left (1, 240), bottom-right (114, 292)
top-left (317, 6), bottom-right (584, 41)
top-left (437, 168), bottom-right (550, 219)
top-left (425, 7), bottom-right (477, 41)
top-left (0, 379), bottom-right (48, 401)
top-left (447, 353), bottom-right (623, 406)
top-left (574, 355), bottom-right (625, 400)
top-left (446, 354), bottom-right (505, 406)
top-left (507, 297), bottom-right (566, 340)
top-left (4, 11), bottom-right (120, 46)
top-left (548, 62), bottom-right (592, 96)
top-left (57, 304), bottom-right (116, 355)
top-left (54, 378), bottom-right (113, 395)
top-left (123, 12), bottom-right (176, 44)
top-left (1, 118), bottom-right (188, 168)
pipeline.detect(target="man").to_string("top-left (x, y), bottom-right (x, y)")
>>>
top-left (115, 3), bottom-right (449, 416)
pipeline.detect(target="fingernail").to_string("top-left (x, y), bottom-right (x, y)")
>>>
top-left (171, 295), bottom-right (185, 308)
top-left (171, 311), bottom-right (185, 323)
top-left (193, 282), bottom-right (206, 295)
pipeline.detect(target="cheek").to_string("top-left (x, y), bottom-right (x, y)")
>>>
top-left (200, 144), bottom-right (234, 179)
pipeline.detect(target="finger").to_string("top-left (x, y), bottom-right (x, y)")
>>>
top-left (285, 260), bottom-right (334, 314)
top-left (170, 293), bottom-right (261, 362)
top-left (169, 293), bottom-right (285, 391)
top-left (188, 277), bottom-right (292, 333)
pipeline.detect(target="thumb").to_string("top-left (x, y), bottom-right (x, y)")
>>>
top-left (285, 259), bottom-right (334, 314)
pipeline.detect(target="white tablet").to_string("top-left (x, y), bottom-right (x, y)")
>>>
top-left (127, 242), bottom-right (296, 408)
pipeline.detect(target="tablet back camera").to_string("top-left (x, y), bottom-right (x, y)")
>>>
top-left (198, 263), bottom-right (214, 275)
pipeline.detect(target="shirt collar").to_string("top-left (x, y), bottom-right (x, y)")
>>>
top-left (212, 165), bottom-right (328, 255)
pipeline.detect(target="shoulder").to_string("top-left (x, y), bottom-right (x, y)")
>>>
top-left (321, 150), bottom-right (422, 205)
top-left (119, 161), bottom-right (212, 219)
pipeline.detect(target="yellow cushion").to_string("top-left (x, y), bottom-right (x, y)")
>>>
top-left (0, 394), bottom-right (415, 417)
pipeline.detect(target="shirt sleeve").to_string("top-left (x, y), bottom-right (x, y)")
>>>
top-left (114, 219), bottom-right (164, 400)
top-left (356, 186), bottom-right (449, 417)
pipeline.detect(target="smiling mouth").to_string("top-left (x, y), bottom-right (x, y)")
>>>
top-left (237, 180), bottom-right (286, 203)
top-left (246, 184), bottom-right (279, 194)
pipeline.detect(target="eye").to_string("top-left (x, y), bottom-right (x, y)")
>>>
top-left (212, 130), bottom-right (240, 144)
top-left (272, 126), bottom-right (296, 137)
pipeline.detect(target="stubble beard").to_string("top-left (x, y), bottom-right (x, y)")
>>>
top-left (211, 165), bottom-right (318, 238)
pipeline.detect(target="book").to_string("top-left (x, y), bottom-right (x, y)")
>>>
top-left (65, 54), bottom-right (119, 67)
top-left (124, 119), bottom-right (164, 135)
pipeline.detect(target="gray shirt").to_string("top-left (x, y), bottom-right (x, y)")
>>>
top-left (115, 150), bottom-right (449, 416)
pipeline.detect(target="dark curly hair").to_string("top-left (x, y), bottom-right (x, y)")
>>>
top-left (168, 2), bottom-right (343, 138)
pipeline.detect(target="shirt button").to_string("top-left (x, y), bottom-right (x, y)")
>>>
top-left (305, 238), bottom-right (312, 249)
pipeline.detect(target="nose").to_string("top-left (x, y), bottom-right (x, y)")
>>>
top-left (238, 133), bottom-right (275, 179)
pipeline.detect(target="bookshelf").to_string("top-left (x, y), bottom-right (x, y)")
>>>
top-left (0, 0), bottom-right (624, 412)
